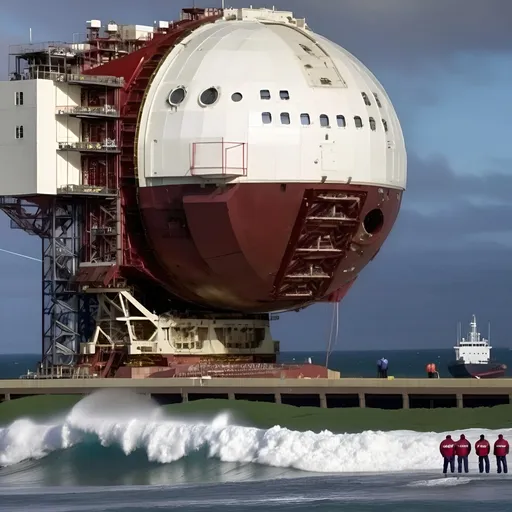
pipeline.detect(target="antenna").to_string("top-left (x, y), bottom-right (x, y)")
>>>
top-left (221, 0), bottom-right (225, 8)
top-left (29, 28), bottom-right (32, 44)
top-left (488, 321), bottom-right (491, 343)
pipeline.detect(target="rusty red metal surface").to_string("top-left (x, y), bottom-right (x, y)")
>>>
top-left (137, 183), bottom-right (402, 312)
top-left (73, 10), bottom-right (403, 314)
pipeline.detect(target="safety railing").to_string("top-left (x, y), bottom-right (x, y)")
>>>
top-left (56, 105), bottom-right (119, 117)
top-left (190, 140), bottom-right (248, 177)
top-left (57, 139), bottom-right (119, 152)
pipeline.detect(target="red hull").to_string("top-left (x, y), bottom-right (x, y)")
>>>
top-left (137, 182), bottom-right (402, 312)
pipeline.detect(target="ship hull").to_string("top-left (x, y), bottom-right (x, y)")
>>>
top-left (137, 182), bottom-right (402, 313)
top-left (447, 362), bottom-right (507, 379)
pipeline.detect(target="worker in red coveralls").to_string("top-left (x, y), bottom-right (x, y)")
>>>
top-left (439, 434), bottom-right (455, 475)
top-left (475, 434), bottom-right (490, 474)
top-left (493, 434), bottom-right (509, 474)
top-left (454, 434), bottom-right (471, 473)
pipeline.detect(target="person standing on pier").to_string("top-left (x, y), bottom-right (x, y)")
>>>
top-left (376, 357), bottom-right (389, 378)
top-left (439, 435), bottom-right (456, 475)
top-left (493, 434), bottom-right (509, 474)
top-left (475, 434), bottom-right (490, 474)
top-left (454, 434), bottom-right (471, 473)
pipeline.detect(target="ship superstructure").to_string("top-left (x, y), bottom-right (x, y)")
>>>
top-left (448, 315), bottom-right (506, 379)
top-left (0, 6), bottom-right (406, 378)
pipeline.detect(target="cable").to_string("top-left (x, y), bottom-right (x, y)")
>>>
top-left (325, 301), bottom-right (341, 368)
top-left (0, 248), bottom-right (41, 262)
top-left (325, 302), bottom-right (336, 367)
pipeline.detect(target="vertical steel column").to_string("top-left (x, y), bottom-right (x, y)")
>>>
top-left (41, 200), bottom-right (84, 368)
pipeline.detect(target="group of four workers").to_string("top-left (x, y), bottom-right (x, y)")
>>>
top-left (439, 433), bottom-right (509, 475)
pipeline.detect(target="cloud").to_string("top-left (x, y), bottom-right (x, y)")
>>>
top-left (285, 0), bottom-right (512, 70)
top-left (379, 154), bottom-right (512, 250)
top-left (275, 242), bottom-right (512, 350)
top-left (404, 155), bottom-right (512, 205)
top-left (277, 152), bottom-right (512, 350)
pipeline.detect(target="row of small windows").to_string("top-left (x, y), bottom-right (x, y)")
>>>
top-left (259, 89), bottom-right (290, 100)
top-left (261, 112), bottom-right (389, 131)
top-left (168, 86), bottom-right (385, 110)
top-left (258, 90), bottom-right (383, 107)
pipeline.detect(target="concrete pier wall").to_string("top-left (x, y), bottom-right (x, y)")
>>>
top-left (1, 378), bottom-right (512, 409)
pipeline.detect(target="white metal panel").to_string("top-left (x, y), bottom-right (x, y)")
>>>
top-left (137, 16), bottom-right (407, 190)
top-left (0, 79), bottom-right (57, 196)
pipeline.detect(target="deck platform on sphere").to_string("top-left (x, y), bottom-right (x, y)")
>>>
top-left (2, 378), bottom-right (512, 410)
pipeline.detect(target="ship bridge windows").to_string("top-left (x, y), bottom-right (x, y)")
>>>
top-left (336, 115), bottom-right (346, 128)
top-left (260, 89), bottom-right (271, 100)
top-left (361, 92), bottom-right (371, 106)
top-left (369, 117), bottom-right (376, 131)
top-left (262, 112), bottom-right (272, 124)
top-left (354, 116), bottom-right (363, 128)
top-left (280, 112), bottom-right (290, 125)
top-left (319, 114), bottom-right (330, 127)
top-left (231, 92), bottom-right (243, 102)
top-left (168, 86), bottom-right (187, 106)
top-left (199, 87), bottom-right (219, 107)
top-left (280, 90), bottom-right (290, 100)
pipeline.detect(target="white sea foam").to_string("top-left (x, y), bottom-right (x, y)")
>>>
top-left (1, 390), bottom-right (511, 472)
top-left (408, 477), bottom-right (473, 487)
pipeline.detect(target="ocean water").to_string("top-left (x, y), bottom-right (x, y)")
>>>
top-left (2, 348), bottom-right (512, 379)
top-left (1, 389), bottom-right (512, 511)
top-left (1, 353), bottom-right (512, 511)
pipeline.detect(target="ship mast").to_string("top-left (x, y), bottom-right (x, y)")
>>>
top-left (470, 314), bottom-right (478, 343)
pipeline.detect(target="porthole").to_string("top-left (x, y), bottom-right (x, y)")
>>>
top-left (231, 92), bottom-right (243, 102)
top-left (168, 86), bottom-right (186, 106)
top-left (199, 87), bottom-right (219, 106)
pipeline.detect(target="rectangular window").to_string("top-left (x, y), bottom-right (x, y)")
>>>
top-left (15, 125), bottom-right (24, 139)
top-left (279, 90), bottom-right (290, 100)
top-left (15, 91), bottom-right (24, 106)
top-left (262, 112), bottom-right (272, 124)
top-left (300, 113), bottom-right (310, 125)
top-left (260, 89), bottom-right (271, 100)
top-left (280, 112), bottom-right (290, 125)
top-left (336, 115), bottom-right (346, 127)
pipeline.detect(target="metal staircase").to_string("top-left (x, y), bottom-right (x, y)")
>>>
top-left (273, 190), bottom-right (366, 299)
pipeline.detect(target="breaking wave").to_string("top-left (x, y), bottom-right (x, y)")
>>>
top-left (1, 390), bottom-right (511, 475)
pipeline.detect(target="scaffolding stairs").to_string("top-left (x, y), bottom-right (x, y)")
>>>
top-left (273, 190), bottom-right (366, 299)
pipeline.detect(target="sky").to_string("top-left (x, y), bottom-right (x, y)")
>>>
top-left (0, 0), bottom-right (511, 353)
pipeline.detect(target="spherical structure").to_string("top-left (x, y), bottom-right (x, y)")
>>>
top-left (127, 9), bottom-right (406, 312)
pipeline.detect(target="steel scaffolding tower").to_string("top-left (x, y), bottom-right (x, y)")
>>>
top-left (0, 197), bottom-right (96, 374)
